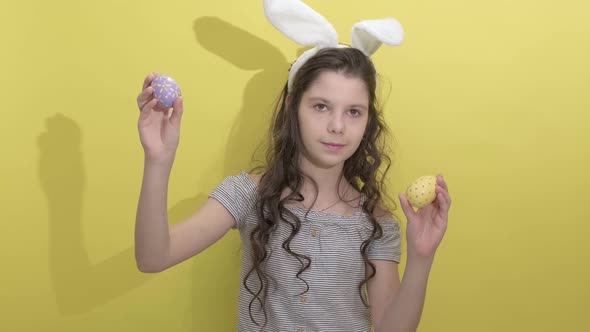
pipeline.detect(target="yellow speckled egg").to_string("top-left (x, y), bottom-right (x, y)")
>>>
top-left (406, 175), bottom-right (437, 208)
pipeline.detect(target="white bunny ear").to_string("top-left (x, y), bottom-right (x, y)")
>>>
top-left (263, 0), bottom-right (338, 48)
top-left (351, 18), bottom-right (404, 56)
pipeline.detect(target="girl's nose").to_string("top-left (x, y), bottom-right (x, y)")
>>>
top-left (327, 112), bottom-right (344, 134)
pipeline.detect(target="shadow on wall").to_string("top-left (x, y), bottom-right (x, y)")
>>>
top-left (190, 16), bottom-right (296, 330)
top-left (36, 14), bottom-right (303, 332)
top-left (38, 114), bottom-right (152, 315)
top-left (38, 115), bottom-right (212, 318)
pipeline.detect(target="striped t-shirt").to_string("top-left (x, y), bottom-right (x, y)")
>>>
top-left (209, 171), bottom-right (402, 332)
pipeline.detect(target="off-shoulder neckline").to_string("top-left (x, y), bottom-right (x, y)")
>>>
top-left (239, 171), bottom-right (369, 221)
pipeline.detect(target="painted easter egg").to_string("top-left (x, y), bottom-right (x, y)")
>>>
top-left (151, 75), bottom-right (181, 108)
top-left (406, 175), bottom-right (437, 208)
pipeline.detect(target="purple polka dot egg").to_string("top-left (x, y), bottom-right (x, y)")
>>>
top-left (151, 75), bottom-right (181, 108)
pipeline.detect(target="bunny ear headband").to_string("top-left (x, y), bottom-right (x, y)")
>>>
top-left (263, 0), bottom-right (404, 92)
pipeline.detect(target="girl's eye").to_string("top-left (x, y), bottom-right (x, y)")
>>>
top-left (349, 109), bottom-right (361, 117)
top-left (314, 104), bottom-right (328, 112)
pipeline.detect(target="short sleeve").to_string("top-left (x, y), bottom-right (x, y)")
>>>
top-left (367, 217), bottom-right (402, 263)
top-left (208, 171), bottom-right (257, 230)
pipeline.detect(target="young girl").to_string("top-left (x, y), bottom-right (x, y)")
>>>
top-left (134, 8), bottom-right (450, 332)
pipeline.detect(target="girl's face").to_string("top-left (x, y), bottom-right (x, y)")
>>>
top-left (297, 70), bottom-right (370, 169)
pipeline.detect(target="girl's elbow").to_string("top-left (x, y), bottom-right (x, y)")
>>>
top-left (136, 258), bottom-right (165, 273)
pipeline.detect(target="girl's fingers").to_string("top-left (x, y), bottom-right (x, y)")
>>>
top-left (436, 185), bottom-right (451, 211)
top-left (137, 72), bottom-right (159, 109)
top-left (140, 98), bottom-right (159, 115)
top-left (169, 97), bottom-right (183, 128)
top-left (437, 175), bottom-right (451, 207)
top-left (437, 174), bottom-right (449, 192)
top-left (142, 72), bottom-right (158, 90)
top-left (137, 87), bottom-right (154, 110)
top-left (434, 193), bottom-right (449, 229)
top-left (398, 193), bottom-right (416, 219)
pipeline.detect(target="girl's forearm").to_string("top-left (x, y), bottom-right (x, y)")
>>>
top-left (378, 256), bottom-right (434, 332)
top-left (134, 159), bottom-right (174, 272)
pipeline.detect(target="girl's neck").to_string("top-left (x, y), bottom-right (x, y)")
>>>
top-left (294, 156), bottom-right (361, 212)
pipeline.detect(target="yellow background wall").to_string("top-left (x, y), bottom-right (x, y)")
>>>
top-left (1, 0), bottom-right (588, 331)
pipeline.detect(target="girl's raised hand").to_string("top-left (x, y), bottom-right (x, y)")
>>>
top-left (136, 72), bottom-right (184, 164)
top-left (399, 175), bottom-right (451, 260)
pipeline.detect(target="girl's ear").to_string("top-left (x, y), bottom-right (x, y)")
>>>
top-left (286, 94), bottom-right (292, 107)
top-left (351, 18), bottom-right (404, 56)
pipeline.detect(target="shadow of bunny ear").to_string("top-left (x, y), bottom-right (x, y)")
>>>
top-left (194, 16), bottom-right (287, 70)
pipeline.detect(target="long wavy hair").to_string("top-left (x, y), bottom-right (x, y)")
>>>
top-left (246, 47), bottom-right (395, 328)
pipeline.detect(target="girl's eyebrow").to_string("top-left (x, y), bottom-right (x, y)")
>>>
top-left (307, 96), bottom-right (368, 110)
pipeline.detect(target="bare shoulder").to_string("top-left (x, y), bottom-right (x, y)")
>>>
top-left (246, 172), bottom-right (262, 185)
top-left (372, 202), bottom-right (394, 221)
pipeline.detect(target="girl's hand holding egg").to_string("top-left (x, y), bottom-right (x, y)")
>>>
top-left (399, 174), bottom-right (451, 260)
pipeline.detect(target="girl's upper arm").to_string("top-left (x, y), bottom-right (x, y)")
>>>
top-left (366, 259), bottom-right (401, 331)
top-left (162, 197), bottom-right (237, 271)
top-left (366, 205), bottom-right (403, 330)
top-left (158, 172), bottom-right (258, 272)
